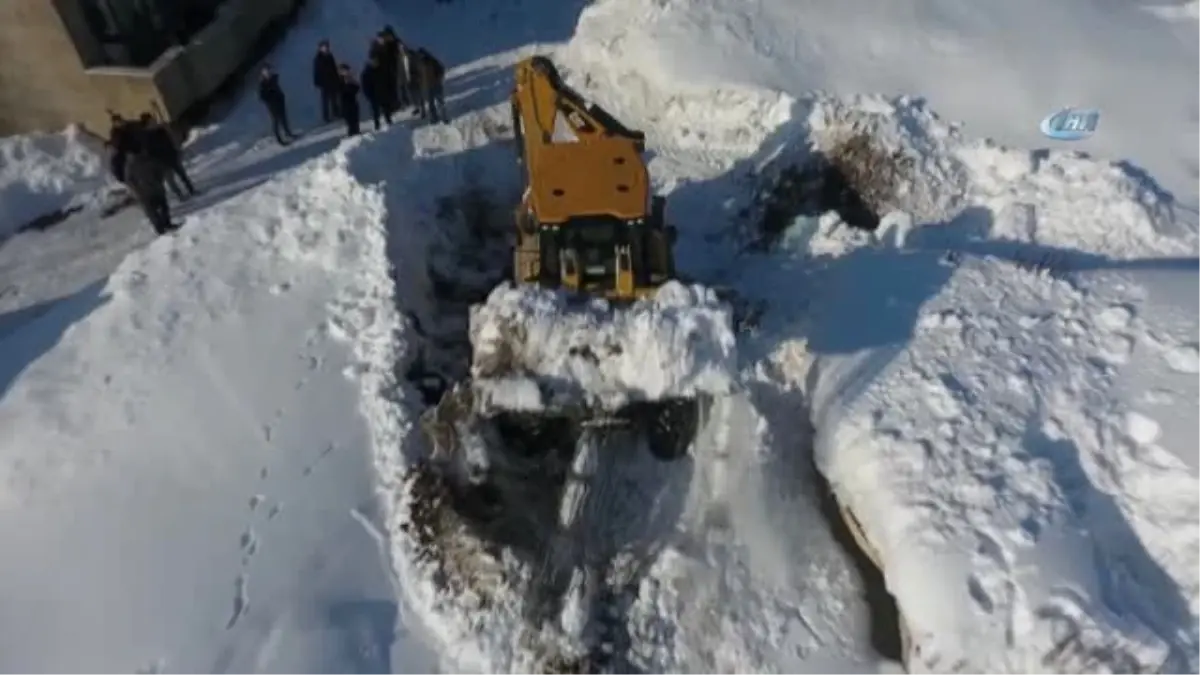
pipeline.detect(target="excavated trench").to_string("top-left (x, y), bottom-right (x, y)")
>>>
top-left (398, 169), bottom-right (662, 672)
top-left (397, 125), bottom-right (909, 672)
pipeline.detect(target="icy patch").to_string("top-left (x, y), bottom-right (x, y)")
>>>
top-left (468, 281), bottom-right (739, 412)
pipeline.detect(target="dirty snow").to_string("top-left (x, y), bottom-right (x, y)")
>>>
top-left (0, 125), bottom-right (118, 238)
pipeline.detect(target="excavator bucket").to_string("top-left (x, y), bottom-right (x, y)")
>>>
top-left (421, 281), bottom-right (736, 465)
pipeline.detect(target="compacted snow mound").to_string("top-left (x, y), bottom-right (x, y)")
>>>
top-left (784, 97), bottom-right (1200, 673)
top-left (0, 125), bottom-right (116, 236)
top-left (468, 280), bottom-right (739, 412)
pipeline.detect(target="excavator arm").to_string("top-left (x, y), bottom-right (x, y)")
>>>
top-left (509, 55), bottom-right (676, 301)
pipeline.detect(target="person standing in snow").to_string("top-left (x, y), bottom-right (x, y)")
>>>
top-left (379, 26), bottom-right (406, 112)
top-left (312, 40), bottom-right (341, 124)
top-left (414, 48), bottom-right (447, 124)
top-left (258, 64), bottom-right (297, 145)
top-left (124, 147), bottom-right (177, 235)
top-left (338, 64), bottom-right (362, 137)
top-left (140, 113), bottom-right (196, 201)
top-left (367, 33), bottom-right (398, 115)
top-left (360, 55), bottom-right (392, 131)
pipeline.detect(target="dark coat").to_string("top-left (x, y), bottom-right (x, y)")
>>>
top-left (109, 119), bottom-right (144, 155)
top-left (380, 36), bottom-right (400, 80)
top-left (109, 146), bottom-right (127, 183)
top-left (339, 79), bottom-right (361, 115)
top-left (142, 123), bottom-right (179, 164)
top-left (415, 49), bottom-right (444, 93)
top-left (124, 152), bottom-right (167, 201)
top-left (312, 51), bottom-right (339, 90)
top-left (360, 63), bottom-right (383, 103)
top-left (258, 73), bottom-right (286, 111)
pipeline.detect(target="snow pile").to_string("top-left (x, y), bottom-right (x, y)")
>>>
top-left (563, 0), bottom-right (1199, 203)
top-left (787, 97), bottom-right (1200, 672)
top-left (0, 131), bottom-right (439, 671)
top-left (0, 125), bottom-right (116, 237)
top-left (468, 280), bottom-right (738, 412)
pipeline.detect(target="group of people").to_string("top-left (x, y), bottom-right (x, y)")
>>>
top-left (258, 25), bottom-right (448, 144)
top-left (104, 25), bottom-right (450, 237)
top-left (106, 111), bottom-right (198, 236)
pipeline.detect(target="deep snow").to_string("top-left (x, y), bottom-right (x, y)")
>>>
top-left (0, 0), bottom-right (1195, 672)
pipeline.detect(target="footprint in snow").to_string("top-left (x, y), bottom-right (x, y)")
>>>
top-left (226, 575), bottom-right (249, 629)
top-left (240, 528), bottom-right (257, 558)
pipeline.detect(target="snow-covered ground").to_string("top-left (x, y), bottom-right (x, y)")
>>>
top-left (0, 133), bottom-right (440, 671)
top-left (0, 0), bottom-right (1195, 672)
top-left (0, 125), bottom-right (121, 239)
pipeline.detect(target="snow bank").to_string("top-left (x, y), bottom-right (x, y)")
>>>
top-left (788, 97), bottom-right (1200, 672)
top-left (565, 0), bottom-right (1199, 203)
top-left (0, 135), bottom-right (437, 671)
top-left (469, 281), bottom-right (738, 413)
top-left (0, 125), bottom-right (116, 237)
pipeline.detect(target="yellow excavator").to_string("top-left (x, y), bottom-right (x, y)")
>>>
top-left (508, 55), bottom-right (678, 301)
top-left (420, 55), bottom-right (701, 464)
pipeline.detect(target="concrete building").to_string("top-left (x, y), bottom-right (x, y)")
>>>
top-left (0, 0), bottom-right (301, 138)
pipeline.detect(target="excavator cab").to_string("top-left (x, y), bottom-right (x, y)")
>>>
top-left (509, 56), bottom-right (678, 302)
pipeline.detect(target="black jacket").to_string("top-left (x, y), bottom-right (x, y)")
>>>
top-left (109, 119), bottom-right (144, 155)
top-left (312, 51), bottom-right (338, 90)
top-left (415, 49), bottom-right (444, 92)
top-left (380, 37), bottom-right (400, 79)
top-left (339, 79), bottom-right (361, 113)
top-left (142, 124), bottom-right (179, 163)
top-left (258, 73), bottom-right (286, 111)
top-left (360, 63), bottom-right (383, 102)
top-left (124, 152), bottom-right (167, 201)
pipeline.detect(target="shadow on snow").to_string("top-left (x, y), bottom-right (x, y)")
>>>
top-left (0, 280), bottom-right (110, 401)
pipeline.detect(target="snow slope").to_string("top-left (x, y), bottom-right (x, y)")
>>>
top-left (0, 136), bottom-right (439, 671)
top-left (0, 125), bottom-right (119, 238)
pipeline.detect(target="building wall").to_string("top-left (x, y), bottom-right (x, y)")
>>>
top-left (0, 0), bottom-right (299, 138)
top-left (0, 0), bottom-right (109, 135)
